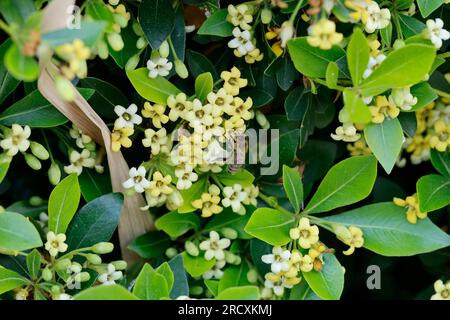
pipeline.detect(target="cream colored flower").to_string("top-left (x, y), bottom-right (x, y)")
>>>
top-left (167, 93), bottom-right (193, 121)
top-left (147, 171), bottom-right (173, 198)
top-left (290, 217), bottom-right (319, 249)
top-left (64, 149), bottom-right (95, 175)
top-left (111, 127), bottom-right (133, 152)
top-left (142, 127), bottom-right (170, 155)
top-left (227, 4), bottom-right (253, 30)
top-left (426, 18), bottom-right (450, 49)
top-left (142, 102), bottom-right (169, 128)
top-left (221, 183), bottom-right (248, 215)
top-left (45, 231), bottom-right (68, 257)
top-left (331, 123), bottom-right (361, 142)
top-left (192, 184), bottom-right (223, 218)
top-left (362, 2), bottom-right (390, 33)
top-left (307, 19), bottom-right (343, 50)
top-left (174, 164), bottom-right (198, 190)
top-left (98, 263), bottom-right (123, 285)
top-left (242, 184), bottom-right (259, 206)
top-left (185, 98), bottom-right (214, 129)
top-left (261, 246), bottom-right (291, 274)
top-left (224, 96), bottom-right (253, 120)
top-left (122, 166), bottom-right (150, 193)
top-left (369, 95), bottom-right (400, 123)
top-left (337, 226), bottom-right (364, 255)
top-left (206, 88), bottom-right (233, 117)
top-left (363, 53), bottom-right (386, 79)
top-left (228, 27), bottom-right (255, 56)
top-left (0, 124), bottom-right (31, 156)
top-left (147, 55), bottom-right (172, 78)
top-left (114, 104), bottom-right (142, 129)
top-left (389, 87), bottom-right (417, 111)
top-left (221, 67), bottom-right (248, 96)
top-left (431, 279), bottom-right (450, 300)
top-left (429, 120), bottom-right (450, 152)
top-left (199, 231), bottom-right (230, 260)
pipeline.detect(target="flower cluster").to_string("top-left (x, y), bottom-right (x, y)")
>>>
top-left (393, 193), bottom-right (427, 224)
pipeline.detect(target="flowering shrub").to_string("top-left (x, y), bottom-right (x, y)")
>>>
top-left (0, 0), bottom-right (449, 301)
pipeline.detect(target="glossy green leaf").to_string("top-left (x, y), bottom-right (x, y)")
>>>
top-left (364, 118), bottom-right (403, 174)
top-left (133, 263), bottom-right (170, 300)
top-left (218, 264), bottom-right (250, 293)
top-left (417, 174), bottom-right (450, 212)
top-left (178, 177), bottom-right (208, 213)
top-left (168, 254), bottom-right (189, 299)
top-left (290, 281), bottom-right (321, 300)
top-left (347, 28), bottom-right (369, 85)
top-left (155, 211), bottom-right (200, 238)
top-left (417, 0), bottom-right (443, 18)
top-left (78, 169), bottom-right (113, 202)
top-left (215, 286), bottom-right (260, 300)
top-left (325, 62), bottom-right (339, 89)
top-left (430, 149), bottom-right (450, 177)
top-left (66, 193), bottom-right (123, 250)
top-left (216, 169), bottom-right (255, 188)
top-left (138, 0), bottom-right (175, 50)
top-left (74, 284), bottom-right (139, 300)
top-left (0, 0), bottom-right (35, 24)
top-left (304, 155), bottom-right (377, 214)
top-left (282, 165), bottom-right (303, 213)
top-left (303, 253), bottom-right (344, 300)
top-left (48, 174), bottom-right (81, 234)
top-left (186, 50), bottom-right (218, 80)
top-left (360, 44), bottom-right (436, 97)
top-left (343, 88), bottom-right (371, 123)
top-left (126, 68), bottom-right (181, 105)
top-left (0, 212), bottom-right (42, 252)
top-left (26, 249), bottom-right (41, 280)
top-left (128, 231), bottom-right (171, 259)
top-left (182, 252), bottom-right (216, 277)
top-left (4, 43), bottom-right (39, 82)
top-left (0, 39), bottom-right (20, 105)
top-left (156, 262), bottom-right (174, 293)
top-left (244, 208), bottom-right (295, 246)
top-left (195, 72), bottom-right (213, 102)
top-left (408, 82), bottom-right (438, 112)
top-left (197, 9), bottom-right (233, 37)
top-left (0, 266), bottom-right (30, 295)
top-left (42, 21), bottom-right (106, 47)
top-left (325, 202), bottom-right (450, 256)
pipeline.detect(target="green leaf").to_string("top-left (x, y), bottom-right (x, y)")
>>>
top-left (156, 262), bottom-right (175, 293)
top-left (282, 165), bottom-right (303, 213)
top-left (126, 68), bottom-right (181, 105)
top-left (66, 193), bottom-right (123, 250)
top-left (244, 208), bottom-right (295, 246)
top-left (287, 37), bottom-right (346, 78)
top-left (276, 56), bottom-right (298, 91)
top-left (364, 118), bottom-right (403, 174)
top-left (0, 88), bottom-right (94, 127)
top-left (26, 249), bottom-right (41, 280)
top-left (325, 62), bottom-right (339, 89)
top-left (0, 212), bottom-right (43, 252)
top-left (284, 86), bottom-right (313, 121)
top-left (85, 1), bottom-right (115, 32)
top-left (347, 28), bottom-right (369, 86)
top-left (325, 202), bottom-right (450, 256)
top-left (155, 211), bottom-right (200, 238)
top-left (186, 50), bottom-right (218, 80)
top-left (408, 82), bottom-right (438, 112)
top-left (218, 264), bottom-right (250, 293)
top-left (417, 0), bottom-right (443, 18)
top-left (168, 254), bottom-right (189, 299)
top-left (78, 169), bottom-right (112, 202)
top-left (215, 286), bottom-right (260, 300)
top-left (4, 42), bottom-right (39, 82)
top-left (0, 0), bottom-right (35, 24)
top-left (205, 279), bottom-right (219, 297)
top-left (216, 169), bottom-right (255, 188)
top-left (178, 177), bottom-right (208, 213)
top-left (398, 112), bottom-right (417, 137)
top-left (303, 253), bottom-right (344, 300)
top-left (133, 263), bottom-right (170, 300)
top-left (108, 23), bottom-right (140, 68)
top-left (304, 155), bottom-right (377, 214)
top-left (360, 44), bottom-right (436, 97)
top-left (380, 23), bottom-right (393, 47)
top-left (0, 39), bottom-right (20, 105)
top-left (128, 231), bottom-right (171, 259)
top-left (48, 174), bottom-right (81, 234)
top-left (290, 281), bottom-right (321, 300)
top-left (42, 21), bottom-right (106, 47)
top-left (74, 284), bottom-right (139, 300)
top-left (0, 159), bottom-right (10, 184)
top-left (138, 0), bottom-right (175, 50)
top-left (417, 174), bottom-right (450, 212)
top-left (397, 14), bottom-right (425, 38)
top-left (0, 266), bottom-right (30, 295)
top-left (195, 72), bottom-right (213, 102)
top-left (343, 88), bottom-right (371, 123)
top-left (430, 149), bottom-right (450, 177)
top-left (197, 9), bottom-right (233, 37)
top-left (182, 252), bottom-right (216, 277)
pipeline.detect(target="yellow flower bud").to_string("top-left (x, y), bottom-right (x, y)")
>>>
top-left (175, 59), bottom-right (189, 79)
top-left (55, 76), bottom-right (75, 102)
top-left (261, 8), bottom-right (272, 24)
top-left (30, 142), bottom-right (49, 160)
top-left (136, 37), bottom-right (147, 50)
top-left (97, 40), bottom-right (109, 60)
top-left (246, 269), bottom-right (258, 283)
top-left (111, 260), bottom-right (127, 270)
top-left (107, 33), bottom-right (124, 51)
top-left (165, 247), bottom-right (178, 258)
top-left (221, 227), bottom-right (238, 239)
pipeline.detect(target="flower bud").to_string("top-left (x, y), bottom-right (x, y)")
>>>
top-left (165, 247), bottom-right (178, 258)
top-left (42, 268), bottom-right (53, 281)
top-left (393, 39), bottom-right (405, 50)
top-left (97, 40), bottom-right (109, 60)
top-left (279, 20), bottom-right (295, 48)
top-left (108, 0), bottom-right (119, 5)
top-left (30, 142), bottom-right (49, 160)
top-left (246, 269), bottom-right (258, 283)
top-left (55, 259), bottom-right (72, 271)
top-left (74, 272), bottom-right (91, 282)
top-left (107, 33), bottom-right (124, 51)
top-left (29, 196), bottom-right (43, 206)
top-left (114, 14), bottom-right (128, 29)
top-left (55, 76), bottom-right (75, 102)
top-left (225, 251), bottom-right (237, 264)
top-left (132, 21), bottom-right (144, 36)
top-left (185, 241), bottom-right (199, 257)
top-left (125, 54), bottom-right (140, 71)
top-left (255, 111), bottom-right (270, 129)
top-left (112, 260), bottom-right (127, 270)
top-left (189, 286), bottom-right (203, 296)
top-left (158, 41), bottom-right (170, 58)
top-left (136, 37), bottom-right (147, 49)
top-left (221, 227), bottom-right (238, 240)
top-left (261, 8), bottom-right (272, 24)
top-left (92, 242), bottom-right (114, 254)
top-left (24, 153), bottom-right (42, 170)
top-left (175, 60), bottom-right (189, 79)
top-left (333, 224), bottom-right (352, 242)
top-left (48, 162), bottom-right (61, 186)
top-left (86, 254), bottom-right (102, 265)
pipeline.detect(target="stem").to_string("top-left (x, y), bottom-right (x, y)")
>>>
top-left (210, 174), bottom-right (224, 189)
top-left (306, 215), bottom-right (334, 232)
top-left (289, 0), bottom-right (304, 23)
top-left (41, 130), bottom-right (55, 163)
top-left (313, 78), bottom-right (346, 91)
top-left (434, 88), bottom-right (450, 99)
top-left (0, 18), bottom-right (12, 35)
top-left (167, 37), bottom-right (179, 61)
top-left (438, 52), bottom-right (450, 59)
top-left (258, 192), bottom-right (292, 215)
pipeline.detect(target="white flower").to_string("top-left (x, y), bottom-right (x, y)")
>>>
top-left (242, 184), bottom-right (259, 206)
top-left (389, 87), bottom-right (417, 111)
top-left (166, 188), bottom-right (183, 211)
top-left (362, 53), bottom-right (386, 79)
top-left (426, 18), bottom-right (450, 49)
top-left (122, 166), bottom-right (150, 193)
top-left (199, 231), bottom-right (231, 261)
top-left (98, 263), bottom-right (123, 285)
top-left (44, 231), bottom-right (68, 257)
top-left (0, 124), bottom-right (31, 156)
top-left (185, 98), bottom-right (214, 129)
top-left (279, 21), bottom-right (295, 48)
top-left (55, 293), bottom-right (72, 300)
top-left (114, 104), bottom-right (142, 129)
top-left (142, 127), bottom-right (170, 155)
top-left (69, 124), bottom-right (93, 150)
top-left (228, 27), bottom-right (255, 56)
top-left (15, 288), bottom-right (28, 300)
top-left (431, 279), bottom-right (450, 300)
top-left (261, 246), bottom-right (291, 274)
top-left (331, 123), bottom-right (360, 142)
top-left (147, 55), bottom-right (173, 78)
top-left (174, 164), bottom-right (198, 190)
top-left (221, 183), bottom-right (247, 215)
top-left (363, 2), bottom-right (390, 33)
top-left (264, 277), bottom-right (292, 297)
top-left (64, 149), bottom-right (95, 175)
top-left (202, 260), bottom-right (226, 280)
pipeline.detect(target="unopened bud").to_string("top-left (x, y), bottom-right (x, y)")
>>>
top-left (55, 76), bottom-right (75, 102)
top-left (393, 39), bottom-right (405, 50)
top-left (255, 111), bottom-right (269, 129)
top-left (221, 227), bottom-right (238, 240)
top-left (190, 286), bottom-right (203, 296)
top-left (97, 40), bottom-right (109, 59)
top-left (132, 21), bottom-right (144, 36)
top-left (333, 224), bottom-right (352, 242)
top-left (185, 241), bottom-right (199, 257)
top-left (136, 37), bottom-right (147, 49)
top-left (247, 269), bottom-right (258, 283)
top-left (107, 33), bottom-right (124, 51)
top-left (112, 260), bottom-right (127, 270)
top-left (74, 272), bottom-right (91, 282)
top-left (86, 254), bottom-right (102, 265)
top-left (55, 259), bottom-right (72, 271)
top-left (108, 0), bottom-right (119, 5)
top-left (24, 153), bottom-right (41, 170)
top-left (225, 251), bottom-right (237, 264)
top-left (165, 247), bottom-right (177, 258)
top-left (114, 14), bottom-right (128, 29)
top-left (92, 242), bottom-right (114, 254)
top-left (30, 142), bottom-right (49, 160)
top-left (175, 60), bottom-right (188, 79)
top-left (29, 196), bottom-right (43, 206)
top-left (125, 54), bottom-right (140, 71)
top-left (42, 268), bottom-right (53, 281)
top-left (48, 162), bottom-right (61, 186)
top-left (158, 41), bottom-right (170, 58)
top-left (261, 8), bottom-right (272, 24)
